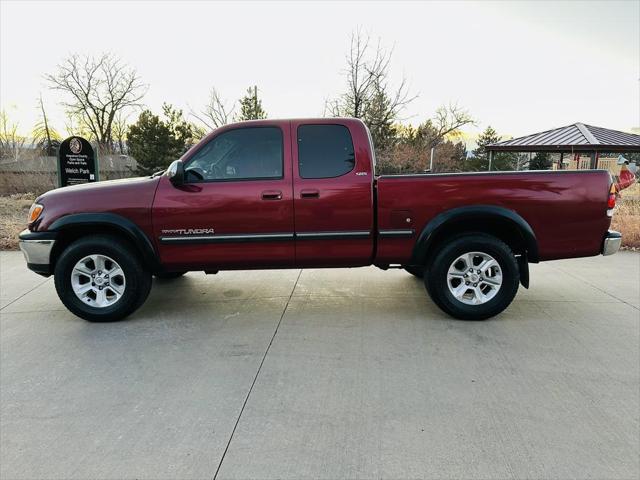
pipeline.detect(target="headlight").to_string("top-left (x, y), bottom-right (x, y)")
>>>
top-left (28, 203), bottom-right (44, 223)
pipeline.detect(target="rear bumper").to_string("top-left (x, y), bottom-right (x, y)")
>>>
top-left (602, 230), bottom-right (622, 256)
top-left (18, 229), bottom-right (57, 276)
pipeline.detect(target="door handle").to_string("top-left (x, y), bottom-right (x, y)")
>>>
top-left (300, 189), bottom-right (320, 199)
top-left (261, 190), bottom-right (282, 200)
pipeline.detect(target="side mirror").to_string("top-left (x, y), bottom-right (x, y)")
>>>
top-left (166, 160), bottom-right (184, 187)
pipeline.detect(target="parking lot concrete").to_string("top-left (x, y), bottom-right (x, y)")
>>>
top-left (1, 250), bottom-right (638, 479)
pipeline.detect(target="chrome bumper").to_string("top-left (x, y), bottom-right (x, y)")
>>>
top-left (18, 229), bottom-right (56, 274)
top-left (602, 230), bottom-right (622, 256)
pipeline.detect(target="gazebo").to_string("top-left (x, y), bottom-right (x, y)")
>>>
top-left (486, 123), bottom-right (640, 170)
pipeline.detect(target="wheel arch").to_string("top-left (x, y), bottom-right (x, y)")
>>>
top-left (410, 206), bottom-right (538, 287)
top-left (48, 213), bottom-right (160, 272)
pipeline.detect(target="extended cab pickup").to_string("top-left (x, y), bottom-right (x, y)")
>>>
top-left (19, 118), bottom-right (621, 322)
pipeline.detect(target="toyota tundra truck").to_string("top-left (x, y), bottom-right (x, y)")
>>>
top-left (18, 118), bottom-right (622, 322)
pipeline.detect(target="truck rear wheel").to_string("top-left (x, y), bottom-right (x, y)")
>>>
top-left (54, 235), bottom-right (152, 322)
top-left (425, 233), bottom-right (519, 320)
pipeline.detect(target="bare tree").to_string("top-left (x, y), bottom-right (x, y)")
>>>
top-left (64, 112), bottom-right (95, 141)
top-left (415, 104), bottom-right (475, 171)
top-left (327, 30), bottom-right (416, 149)
top-left (429, 103), bottom-right (475, 149)
top-left (45, 53), bottom-right (147, 151)
top-left (513, 152), bottom-right (531, 171)
top-left (0, 110), bottom-right (26, 161)
top-left (32, 94), bottom-right (61, 155)
top-left (191, 87), bottom-right (235, 130)
top-left (111, 111), bottom-right (130, 155)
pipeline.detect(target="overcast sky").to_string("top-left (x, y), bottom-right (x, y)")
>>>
top-left (1, 0), bottom-right (638, 143)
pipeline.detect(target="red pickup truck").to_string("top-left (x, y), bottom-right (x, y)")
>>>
top-left (19, 118), bottom-right (621, 322)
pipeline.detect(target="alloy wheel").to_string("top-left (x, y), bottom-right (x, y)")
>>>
top-left (71, 254), bottom-right (126, 308)
top-left (446, 251), bottom-right (502, 305)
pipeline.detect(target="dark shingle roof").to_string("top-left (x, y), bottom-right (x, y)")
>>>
top-left (487, 123), bottom-right (640, 152)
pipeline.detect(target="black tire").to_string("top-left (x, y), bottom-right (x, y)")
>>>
top-left (425, 233), bottom-right (519, 320)
top-left (54, 235), bottom-right (152, 322)
top-left (154, 271), bottom-right (186, 280)
top-left (404, 265), bottom-right (425, 278)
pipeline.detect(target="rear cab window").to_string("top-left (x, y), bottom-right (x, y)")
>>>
top-left (297, 124), bottom-right (355, 179)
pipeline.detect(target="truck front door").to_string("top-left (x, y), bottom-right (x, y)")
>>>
top-left (152, 124), bottom-right (295, 270)
top-left (291, 120), bottom-right (375, 267)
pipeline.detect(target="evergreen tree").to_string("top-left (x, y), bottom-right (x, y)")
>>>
top-left (128, 104), bottom-right (200, 175)
top-left (466, 126), bottom-right (517, 171)
top-left (237, 86), bottom-right (267, 121)
top-left (529, 151), bottom-right (553, 170)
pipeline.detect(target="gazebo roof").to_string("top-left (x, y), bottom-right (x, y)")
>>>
top-left (487, 123), bottom-right (640, 153)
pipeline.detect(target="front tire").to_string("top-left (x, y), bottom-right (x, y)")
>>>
top-left (54, 235), bottom-right (152, 322)
top-left (425, 233), bottom-right (519, 320)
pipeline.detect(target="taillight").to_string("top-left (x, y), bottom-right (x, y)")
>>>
top-left (607, 184), bottom-right (616, 217)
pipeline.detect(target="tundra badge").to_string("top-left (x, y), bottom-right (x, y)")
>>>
top-left (161, 228), bottom-right (215, 236)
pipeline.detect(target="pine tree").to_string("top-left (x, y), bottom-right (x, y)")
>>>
top-left (466, 126), bottom-right (517, 171)
top-left (128, 104), bottom-right (201, 175)
top-left (237, 86), bottom-right (267, 121)
top-left (529, 151), bottom-right (553, 170)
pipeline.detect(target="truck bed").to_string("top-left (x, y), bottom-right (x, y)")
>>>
top-left (375, 170), bottom-right (612, 263)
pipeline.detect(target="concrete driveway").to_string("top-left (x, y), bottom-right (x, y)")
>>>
top-left (1, 251), bottom-right (638, 479)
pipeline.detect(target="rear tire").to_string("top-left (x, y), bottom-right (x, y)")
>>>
top-left (54, 235), bottom-right (152, 322)
top-left (425, 233), bottom-right (519, 320)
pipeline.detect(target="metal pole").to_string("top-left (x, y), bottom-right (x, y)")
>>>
top-left (559, 152), bottom-right (563, 170)
top-left (254, 86), bottom-right (258, 115)
top-left (429, 146), bottom-right (435, 172)
top-left (488, 150), bottom-right (493, 171)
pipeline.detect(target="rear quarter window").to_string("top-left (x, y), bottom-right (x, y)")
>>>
top-left (297, 124), bottom-right (355, 179)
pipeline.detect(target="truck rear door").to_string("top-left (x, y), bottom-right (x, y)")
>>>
top-left (291, 119), bottom-right (374, 267)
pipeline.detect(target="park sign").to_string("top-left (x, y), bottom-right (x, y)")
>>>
top-left (57, 136), bottom-right (98, 187)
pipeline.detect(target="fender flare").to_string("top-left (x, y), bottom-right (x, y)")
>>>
top-left (410, 205), bottom-right (539, 266)
top-left (48, 213), bottom-right (159, 270)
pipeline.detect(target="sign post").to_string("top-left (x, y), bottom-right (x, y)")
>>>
top-left (57, 136), bottom-right (98, 187)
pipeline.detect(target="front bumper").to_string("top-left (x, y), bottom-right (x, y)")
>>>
top-left (18, 229), bottom-right (57, 276)
top-left (602, 230), bottom-right (622, 256)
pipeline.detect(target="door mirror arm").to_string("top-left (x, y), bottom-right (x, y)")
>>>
top-left (166, 160), bottom-right (185, 187)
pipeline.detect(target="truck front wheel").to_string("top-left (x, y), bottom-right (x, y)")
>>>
top-left (425, 234), bottom-right (519, 320)
top-left (54, 235), bottom-right (152, 322)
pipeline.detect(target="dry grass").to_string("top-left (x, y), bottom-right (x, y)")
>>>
top-left (0, 193), bottom-right (34, 250)
top-left (0, 172), bottom-right (56, 196)
top-left (612, 182), bottom-right (640, 250)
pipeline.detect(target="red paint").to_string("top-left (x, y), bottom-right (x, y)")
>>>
top-left (289, 119), bottom-right (374, 267)
top-left (153, 120), bottom-right (295, 269)
top-left (36, 176), bottom-right (159, 241)
top-left (33, 118), bottom-right (613, 271)
top-left (376, 170), bottom-right (611, 262)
